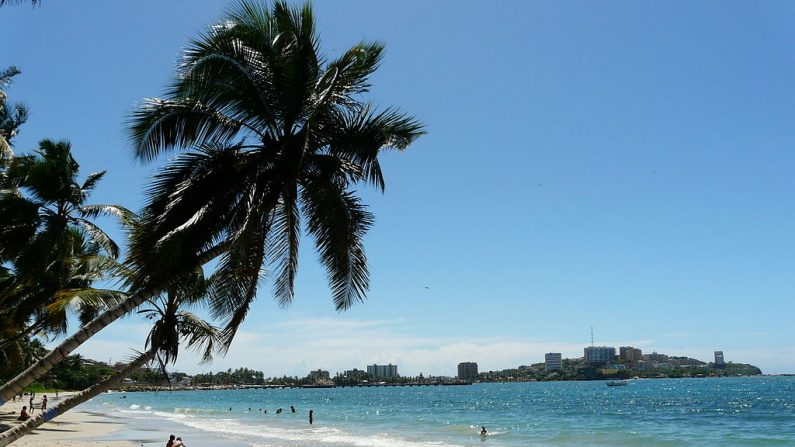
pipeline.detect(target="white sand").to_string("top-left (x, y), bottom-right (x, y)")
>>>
top-left (0, 393), bottom-right (136, 447)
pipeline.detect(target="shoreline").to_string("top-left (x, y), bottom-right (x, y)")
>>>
top-left (112, 372), bottom-right (770, 393)
top-left (0, 392), bottom-right (252, 447)
top-left (0, 392), bottom-right (135, 447)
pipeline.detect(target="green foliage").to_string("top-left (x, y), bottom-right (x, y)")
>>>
top-left (0, 338), bottom-right (46, 383)
top-left (193, 367), bottom-right (266, 385)
top-left (45, 355), bottom-right (115, 390)
top-left (0, 65), bottom-right (27, 160)
top-left (127, 0), bottom-right (423, 352)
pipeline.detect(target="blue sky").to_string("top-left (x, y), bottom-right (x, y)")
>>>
top-left (3, 0), bottom-right (795, 376)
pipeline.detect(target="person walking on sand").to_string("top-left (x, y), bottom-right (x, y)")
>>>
top-left (309, 409), bottom-right (314, 425)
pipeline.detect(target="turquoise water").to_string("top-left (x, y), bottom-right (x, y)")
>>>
top-left (84, 377), bottom-right (795, 447)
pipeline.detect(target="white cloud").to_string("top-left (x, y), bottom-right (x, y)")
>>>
top-left (168, 317), bottom-right (590, 377)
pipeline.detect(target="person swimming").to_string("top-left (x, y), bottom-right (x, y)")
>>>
top-left (290, 405), bottom-right (296, 413)
top-left (480, 426), bottom-right (488, 436)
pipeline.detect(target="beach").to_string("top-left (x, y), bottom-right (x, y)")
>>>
top-left (0, 393), bottom-right (135, 447)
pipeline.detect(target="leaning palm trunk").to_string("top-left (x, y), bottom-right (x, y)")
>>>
top-left (0, 243), bottom-right (227, 407)
top-left (0, 290), bottom-right (152, 406)
top-left (0, 347), bottom-right (157, 447)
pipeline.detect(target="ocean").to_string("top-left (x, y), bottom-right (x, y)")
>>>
top-left (83, 377), bottom-right (795, 447)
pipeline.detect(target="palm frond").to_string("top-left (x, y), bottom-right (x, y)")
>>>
top-left (269, 185), bottom-right (300, 306)
top-left (177, 311), bottom-right (222, 363)
top-left (48, 288), bottom-right (128, 324)
top-left (79, 204), bottom-right (136, 223)
top-left (129, 98), bottom-right (244, 162)
top-left (75, 218), bottom-right (120, 259)
top-left (300, 178), bottom-right (372, 310)
top-left (80, 171), bottom-right (107, 193)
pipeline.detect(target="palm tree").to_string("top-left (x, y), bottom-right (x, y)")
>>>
top-left (0, 66), bottom-right (28, 162)
top-left (0, 0), bottom-right (422, 404)
top-left (0, 273), bottom-right (222, 446)
top-left (0, 140), bottom-right (130, 334)
top-left (0, 141), bottom-right (129, 403)
top-left (127, 0), bottom-right (423, 341)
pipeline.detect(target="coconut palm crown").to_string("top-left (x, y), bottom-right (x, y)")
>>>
top-left (0, 139), bottom-right (130, 338)
top-left (128, 0), bottom-right (423, 344)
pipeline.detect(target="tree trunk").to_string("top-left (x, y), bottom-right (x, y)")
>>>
top-left (0, 290), bottom-right (151, 406)
top-left (0, 348), bottom-right (157, 447)
top-left (0, 241), bottom-right (228, 407)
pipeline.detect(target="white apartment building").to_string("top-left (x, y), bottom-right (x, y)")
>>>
top-left (545, 353), bottom-right (562, 371)
top-left (367, 363), bottom-right (398, 379)
top-left (584, 346), bottom-right (616, 365)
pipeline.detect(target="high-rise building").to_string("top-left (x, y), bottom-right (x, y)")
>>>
top-left (545, 353), bottom-right (562, 371)
top-left (367, 363), bottom-right (398, 379)
top-left (457, 362), bottom-right (479, 381)
top-left (584, 346), bottom-right (616, 365)
top-left (619, 346), bottom-right (643, 365)
top-left (714, 351), bottom-right (725, 368)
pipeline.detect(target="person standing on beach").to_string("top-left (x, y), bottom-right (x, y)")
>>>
top-left (309, 409), bottom-right (314, 425)
top-left (28, 396), bottom-right (34, 413)
top-left (41, 394), bottom-right (48, 411)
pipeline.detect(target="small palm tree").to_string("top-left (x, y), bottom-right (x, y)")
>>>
top-left (0, 141), bottom-right (130, 402)
top-left (0, 140), bottom-right (130, 330)
top-left (0, 66), bottom-right (28, 162)
top-left (0, 273), bottom-right (222, 447)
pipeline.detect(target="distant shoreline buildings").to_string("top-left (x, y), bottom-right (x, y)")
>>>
top-left (544, 353), bottom-right (562, 371)
top-left (367, 363), bottom-right (398, 379)
top-left (457, 362), bottom-right (479, 380)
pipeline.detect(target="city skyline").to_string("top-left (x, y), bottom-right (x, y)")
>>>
top-left (99, 333), bottom-right (741, 379)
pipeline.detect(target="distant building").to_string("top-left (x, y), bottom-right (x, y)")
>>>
top-left (367, 364), bottom-right (398, 379)
top-left (545, 353), bottom-right (562, 371)
top-left (309, 369), bottom-right (330, 381)
top-left (635, 360), bottom-right (654, 371)
top-left (584, 346), bottom-right (616, 365)
top-left (619, 346), bottom-right (643, 365)
top-left (644, 352), bottom-right (669, 363)
top-left (457, 362), bottom-right (479, 381)
top-left (714, 351), bottom-right (725, 368)
top-left (343, 368), bottom-right (368, 379)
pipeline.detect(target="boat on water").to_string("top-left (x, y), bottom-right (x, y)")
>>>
top-left (607, 380), bottom-right (629, 386)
